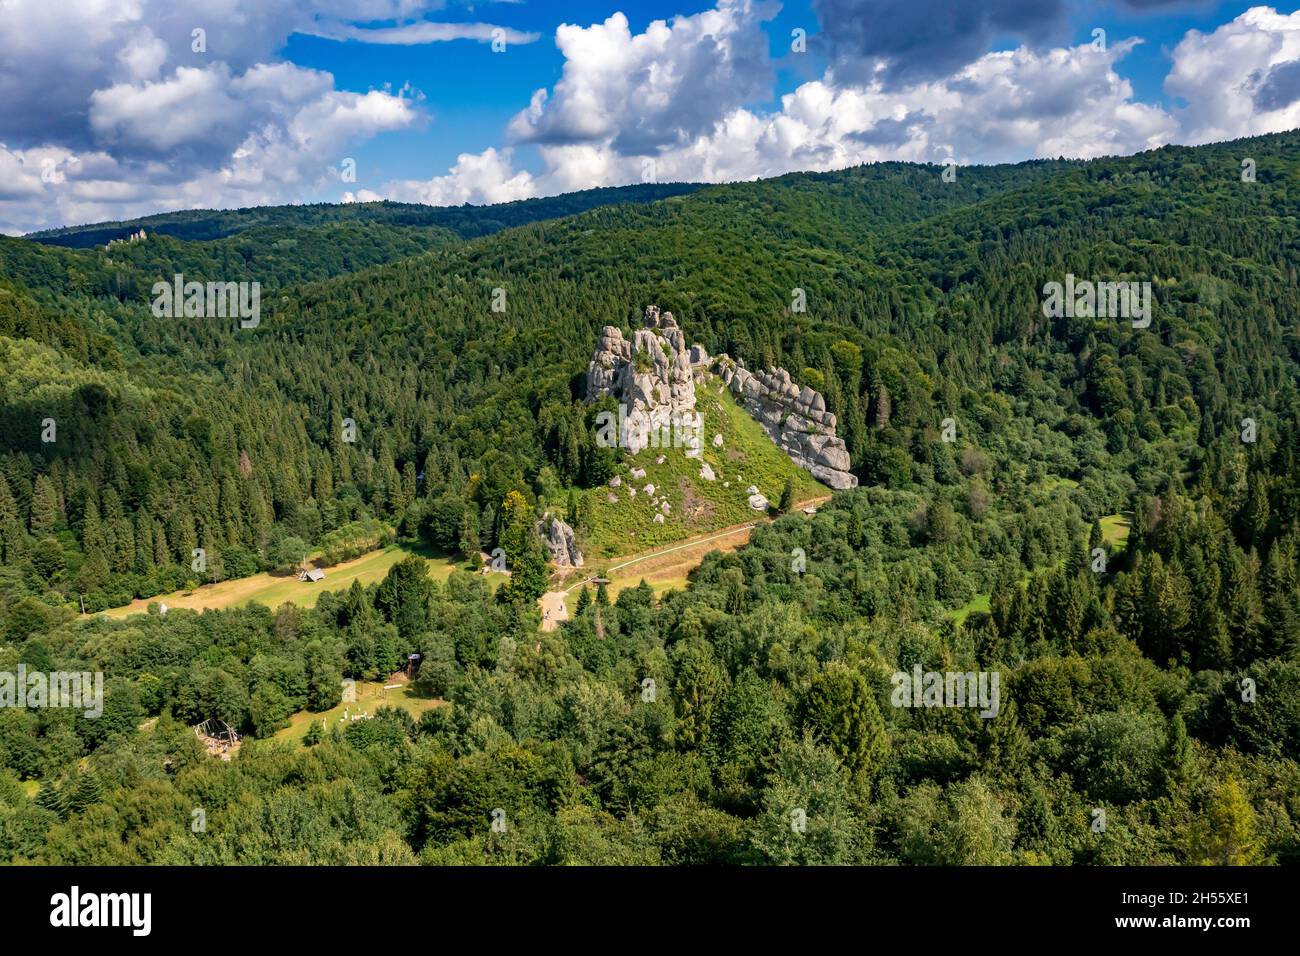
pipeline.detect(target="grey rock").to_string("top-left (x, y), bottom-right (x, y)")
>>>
top-left (540, 514), bottom-right (584, 568)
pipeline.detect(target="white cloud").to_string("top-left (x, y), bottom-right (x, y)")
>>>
top-left (0, 0), bottom-right (529, 230)
top-left (6, 1), bottom-right (1300, 234)
top-left (90, 65), bottom-right (249, 154)
top-left (1166, 6), bottom-right (1300, 144)
top-left (507, 0), bottom-right (776, 154)
top-left (303, 21), bottom-right (540, 45)
top-left (342, 188), bottom-right (386, 203)
top-left (387, 147), bottom-right (537, 205)
top-left (116, 30), bottom-right (169, 83)
top-left (418, 32), bottom-right (1176, 206)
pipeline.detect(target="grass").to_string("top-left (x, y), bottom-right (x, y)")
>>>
top-left (560, 499), bottom-right (828, 603)
top-left (949, 591), bottom-right (991, 625)
top-left (273, 680), bottom-right (444, 746)
top-left (1100, 513), bottom-right (1132, 549)
top-left (607, 574), bottom-right (691, 599)
top-left (97, 543), bottom-right (483, 619)
top-left (581, 381), bottom-right (825, 558)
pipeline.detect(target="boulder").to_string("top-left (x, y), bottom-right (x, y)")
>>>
top-left (540, 515), bottom-right (584, 568)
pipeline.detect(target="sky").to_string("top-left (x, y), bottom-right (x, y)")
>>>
top-left (3, 0), bottom-right (1300, 234)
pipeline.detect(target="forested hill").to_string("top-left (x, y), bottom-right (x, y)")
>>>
top-left (2, 131), bottom-right (1299, 611)
top-left (24, 182), bottom-right (704, 247)
top-left (1, 132), bottom-right (1299, 865)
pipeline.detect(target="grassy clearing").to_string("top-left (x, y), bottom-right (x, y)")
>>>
top-left (1101, 513), bottom-right (1132, 549)
top-left (561, 499), bottom-right (829, 603)
top-left (273, 681), bottom-right (444, 746)
top-left (581, 382), bottom-right (825, 558)
top-left (945, 512), bottom-right (1131, 624)
top-left (608, 573), bottom-right (691, 599)
top-left (97, 543), bottom-right (477, 619)
top-left (949, 591), bottom-right (991, 625)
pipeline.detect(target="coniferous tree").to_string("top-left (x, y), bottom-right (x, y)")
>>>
top-left (29, 475), bottom-right (59, 537)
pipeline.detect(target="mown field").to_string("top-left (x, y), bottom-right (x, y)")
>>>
top-left (273, 680), bottom-right (444, 745)
top-left (96, 544), bottom-right (480, 619)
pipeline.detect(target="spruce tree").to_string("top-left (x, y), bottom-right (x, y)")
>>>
top-left (779, 476), bottom-right (796, 513)
top-left (29, 475), bottom-right (60, 537)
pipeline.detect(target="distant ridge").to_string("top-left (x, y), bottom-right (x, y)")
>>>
top-left (25, 182), bottom-right (705, 248)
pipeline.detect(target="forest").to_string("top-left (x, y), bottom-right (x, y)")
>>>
top-left (0, 131), bottom-right (1297, 864)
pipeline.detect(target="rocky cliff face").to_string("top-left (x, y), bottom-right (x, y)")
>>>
top-left (585, 305), bottom-right (704, 455)
top-left (715, 356), bottom-right (858, 490)
top-left (539, 514), bottom-right (583, 567)
top-left (584, 306), bottom-right (856, 488)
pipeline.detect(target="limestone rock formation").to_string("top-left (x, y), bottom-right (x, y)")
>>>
top-left (715, 356), bottom-right (858, 490)
top-left (585, 306), bottom-right (699, 455)
top-left (584, 306), bottom-right (855, 488)
top-left (539, 514), bottom-right (584, 568)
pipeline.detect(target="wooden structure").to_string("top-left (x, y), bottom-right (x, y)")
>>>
top-left (299, 567), bottom-right (326, 582)
top-left (194, 718), bottom-right (241, 761)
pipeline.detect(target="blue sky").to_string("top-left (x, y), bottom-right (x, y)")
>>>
top-left (3, 1), bottom-right (1300, 232)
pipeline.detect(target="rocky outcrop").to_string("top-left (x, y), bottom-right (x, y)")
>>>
top-left (586, 305), bottom-right (700, 455)
top-left (539, 514), bottom-right (583, 568)
top-left (584, 306), bottom-right (856, 488)
top-left (715, 356), bottom-right (858, 490)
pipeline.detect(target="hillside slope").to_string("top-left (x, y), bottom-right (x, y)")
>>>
top-left (0, 132), bottom-right (1298, 616)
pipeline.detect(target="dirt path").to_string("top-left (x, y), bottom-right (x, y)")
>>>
top-left (540, 590), bottom-right (569, 631)
top-left (543, 494), bottom-right (835, 614)
top-left (584, 494), bottom-right (831, 586)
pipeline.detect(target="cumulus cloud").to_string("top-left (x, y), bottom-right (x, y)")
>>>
top-left (399, 6), bottom-right (1300, 212)
top-left (813, 0), bottom-right (1068, 87)
top-left (387, 147), bottom-right (537, 205)
top-left (507, 0), bottom-right (777, 154)
top-left (403, 29), bottom-right (1175, 204)
top-left (0, 0), bottom-right (533, 231)
top-left (6, 1), bottom-right (1300, 235)
top-left (303, 21), bottom-right (540, 45)
top-left (1166, 6), bottom-right (1300, 143)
